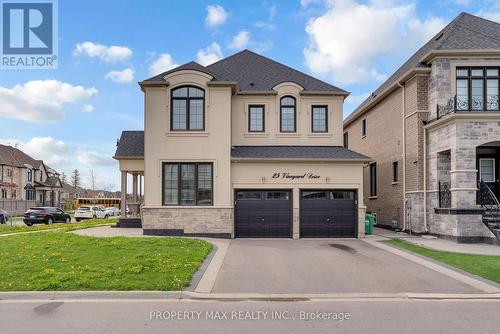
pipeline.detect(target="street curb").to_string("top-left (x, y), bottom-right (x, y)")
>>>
top-left (1, 291), bottom-right (500, 302)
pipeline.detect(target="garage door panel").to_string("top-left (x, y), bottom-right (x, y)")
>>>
top-left (300, 190), bottom-right (356, 238)
top-left (235, 190), bottom-right (292, 238)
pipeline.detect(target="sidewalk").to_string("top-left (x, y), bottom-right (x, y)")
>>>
top-left (373, 227), bottom-right (500, 256)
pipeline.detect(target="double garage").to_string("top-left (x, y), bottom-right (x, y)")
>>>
top-left (234, 189), bottom-right (357, 238)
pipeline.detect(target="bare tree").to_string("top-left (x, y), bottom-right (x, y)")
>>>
top-left (89, 169), bottom-right (96, 198)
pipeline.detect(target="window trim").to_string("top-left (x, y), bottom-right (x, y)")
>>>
top-left (369, 162), bottom-right (377, 197)
top-left (311, 105), bottom-right (328, 133)
top-left (456, 67), bottom-right (500, 111)
top-left (362, 119), bottom-right (367, 137)
top-left (248, 104), bottom-right (265, 133)
top-left (170, 85), bottom-right (206, 131)
top-left (280, 95), bottom-right (297, 133)
top-left (161, 162), bottom-right (213, 206)
top-left (27, 169), bottom-right (32, 182)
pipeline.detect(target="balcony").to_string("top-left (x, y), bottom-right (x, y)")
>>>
top-left (436, 95), bottom-right (500, 120)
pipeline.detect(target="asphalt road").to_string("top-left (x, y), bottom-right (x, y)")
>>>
top-left (1, 299), bottom-right (499, 334)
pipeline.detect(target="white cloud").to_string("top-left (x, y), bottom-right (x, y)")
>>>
top-left (303, 0), bottom-right (446, 85)
top-left (0, 137), bottom-right (69, 167)
top-left (0, 80), bottom-right (97, 122)
top-left (74, 42), bottom-right (132, 63)
top-left (254, 4), bottom-right (276, 30)
top-left (105, 68), bottom-right (134, 83)
top-left (229, 31), bottom-right (251, 50)
top-left (205, 5), bottom-right (228, 27)
top-left (196, 42), bottom-right (223, 66)
top-left (476, 10), bottom-right (500, 22)
top-left (76, 150), bottom-right (116, 167)
top-left (148, 53), bottom-right (179, 75)
top-left (82, 104), bottom-right (94, 112)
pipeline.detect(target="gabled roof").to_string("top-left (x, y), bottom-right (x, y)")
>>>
top-left (142, 50), bottom-right (347, 94)
top-left (0, 144), bottom-right (43, 168)
top-left (231, 146), bottom-right (370, 161)
top-left (113, 131), bottom-right (144, 159)
top-left (345, 12), bottom-right (500, 126)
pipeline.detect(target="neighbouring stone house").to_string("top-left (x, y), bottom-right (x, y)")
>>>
top-left (114, 49), bottom-right (370, 238)
top-left (0, 144), bottom-right (63, 214)
top-left (343, 13), bottom-right (500, 244)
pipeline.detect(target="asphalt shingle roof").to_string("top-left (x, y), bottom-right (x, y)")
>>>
top-left (114, 131), bottom-right (144, 158)
top-left (143, 50), bottom-right (346, 94)
top-left (347, 12), bottom-right (500, 121)
top-left (231, 146), bottom-right (370, 160)
top-left (0, 144), bottom-right (43, 168)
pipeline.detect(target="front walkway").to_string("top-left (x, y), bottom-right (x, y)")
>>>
top-left (374, 227), bottom-right (500, 256)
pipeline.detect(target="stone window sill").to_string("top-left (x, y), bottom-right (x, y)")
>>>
top-left (165, 131), bottom-right (209, 137)
top-left (368, 196), bottom-right (377, 200)
top-left (392, 181), bottom-right (399, 185)
top-left (244, 133), bottom-right (270, 138)
top-left (276, 133), bottom-right (301, 138)
top-left (307, 133), bottom-right (333, 138)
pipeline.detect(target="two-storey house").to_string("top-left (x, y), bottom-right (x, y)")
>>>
top-left (344, 13), bottom-right (500, 244)
top-left (0, 144), bottom-right (63, 214)
top-left (114, 50), bottom-right (370, 238)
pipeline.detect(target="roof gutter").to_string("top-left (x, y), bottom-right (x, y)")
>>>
top-left (231, 157), bottom-right (372, 163)
top-left (112, 156), bottom-right (144, 160)
top-left (344, 67), bottom-right (431, 128)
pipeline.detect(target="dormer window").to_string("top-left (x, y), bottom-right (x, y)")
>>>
top-left (171, 86), bottom-right (205, 131)
top-left (280, 96), bottom-right (296, 132)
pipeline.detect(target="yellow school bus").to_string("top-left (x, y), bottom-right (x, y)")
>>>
top-left (75, 198), bottom-right (121, 208)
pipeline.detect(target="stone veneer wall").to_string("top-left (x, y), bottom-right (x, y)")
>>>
top-left (142, 207), bottom-right (233, 238)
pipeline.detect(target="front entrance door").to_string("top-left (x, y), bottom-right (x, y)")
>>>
top-left (477, 147), bottom-right (500, 200)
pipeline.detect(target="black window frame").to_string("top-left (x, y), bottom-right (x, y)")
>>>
top-left (311, 105), bottom-right (328, 133)
top-left (162, 162), bottom-right (213, 206)
top-left (392, 161), bottom-right (399, 183)
top-left (456, 67), bottom-right (500, 111)
top-left (369, 162), bottom-right (377, 197)
top-left (26, 189), bottom-right (35, 200)
top-left (362, 119), bottom-right (367, 137)
top-left (248, 105), bottom-right (265, 132)
top-left (343, 131), bottom-right (349, 148)
top-left (280, 95), bottom-right (297, 133)
top-left (27, 169), bottom-right (32, 182)
top-left (170, 85), bottom-right (206, 131)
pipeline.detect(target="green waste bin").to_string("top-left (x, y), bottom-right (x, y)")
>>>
top-left (366, 213), bottom-right (376, 232)
top-left (364, 218), bottom-right (372, 235)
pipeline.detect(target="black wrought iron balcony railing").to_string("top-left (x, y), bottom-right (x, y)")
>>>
top-left (438, 181), bottom-right (451, 208)
top-left (436, 95), bottom-right (500, 120)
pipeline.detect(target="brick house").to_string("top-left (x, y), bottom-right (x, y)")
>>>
top-left (0, 144), bottom-right (63, 214)
top-left (114, 50), bottom-right (370, 238)
top-left (344, 13), bottom-right (500, 244)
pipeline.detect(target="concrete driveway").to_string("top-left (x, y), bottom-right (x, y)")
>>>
top-left (212, 239), bottom-right (482, 294)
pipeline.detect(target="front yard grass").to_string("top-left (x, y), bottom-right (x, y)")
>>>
top-left (386, 239), bottom-right (500, 284)
top-left (0, 231), bottom-right (212, 291)
top-left (0, 218), bottom-right (116, 235)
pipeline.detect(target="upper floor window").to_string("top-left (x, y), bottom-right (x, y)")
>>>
top-left (456, 67), bottom-right (499, 111)
top-left (392, 161), bottom-right (399, 183)
top-left (1, 189), bottom-right (6, 198)
top-left (6, 169), bottom-right (12, 178)
top-left (248, 105), bottom-right (265, 132)
top-left (280, 96), bottom-right (296, 132)
top-left (171, 86), bottom-right (205, 131)
top-left (27, 169), bottom-right (32, 182)
top-left (362, 119), bottom-right (367, 137)
top-left (343, 132), bottom-right (349, 148)
top-left (311, 105), bottom-right (328, 133)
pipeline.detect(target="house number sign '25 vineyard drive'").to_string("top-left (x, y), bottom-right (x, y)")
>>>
top-left (271, 172), bottom-right (321, 180)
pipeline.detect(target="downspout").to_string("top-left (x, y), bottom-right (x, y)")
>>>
top-left (423, 125), bottom-right (428, 232)
top-left (397, 82), bottom-right (406, 231)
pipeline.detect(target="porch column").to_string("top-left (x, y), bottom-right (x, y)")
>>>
top-left (120, 171), bottom-right (127, 216)
top-left (132, 173), bottom-right (138, 202)
top-left (139, 174), bottom-right (143, 200)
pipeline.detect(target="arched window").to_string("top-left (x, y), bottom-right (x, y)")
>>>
top-left (171, 86), bottom-right (205, 131)
top-left (27, 169), bottom-right (33, 182)
top-left (280, 96), bottom-right (296, 132)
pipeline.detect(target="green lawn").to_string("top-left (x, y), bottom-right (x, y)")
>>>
top-left (0, 218), bottom-right (116, 235)
top-left (386, 239), bottom-right (500, 284)
top-left (0, 230), bottom-right (212, 291)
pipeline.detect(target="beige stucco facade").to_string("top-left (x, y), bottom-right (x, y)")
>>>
top-left (115, 55), bottom-right (368, 238)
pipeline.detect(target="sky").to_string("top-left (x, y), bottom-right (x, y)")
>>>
top-left (0, 0), bottom-right (499, 191)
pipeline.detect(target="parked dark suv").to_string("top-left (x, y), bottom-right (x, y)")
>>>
top-left (23, 207), bottom-right (71, 226)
